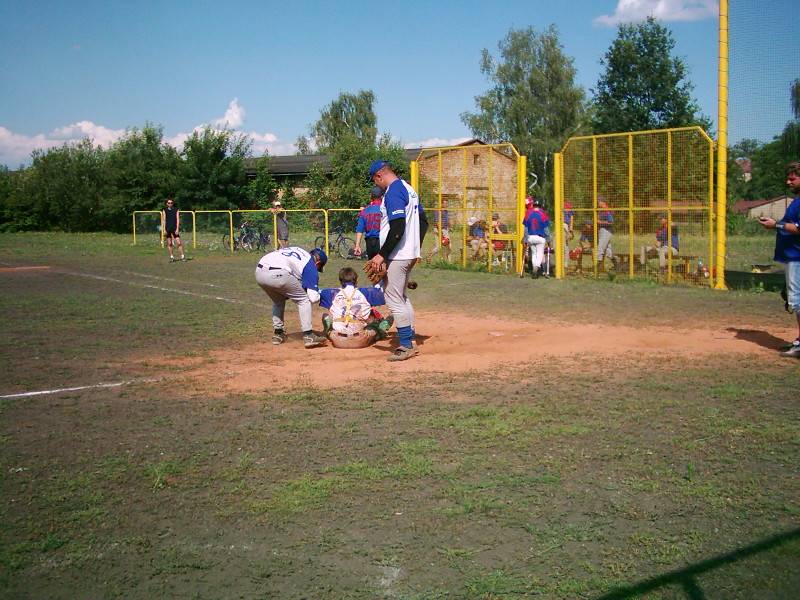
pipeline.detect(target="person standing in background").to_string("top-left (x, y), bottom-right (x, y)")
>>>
top-left (272, 200), bottom-right (289, 248)
top-left (161, 198), bottom-right (186, 262)
top-left (354, 186), bottom-right (383, 259)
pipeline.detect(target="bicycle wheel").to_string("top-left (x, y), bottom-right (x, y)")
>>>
top-left (337, 237), bottom-right (356, 259)
top-left (221, 233), bottom-right (233, 251)
top-left (257, 232), bottom-right (272, 251)
top-left (313, 235), bottom-right (326, 250)
top-left (240, 233), bottom-right (256, 252)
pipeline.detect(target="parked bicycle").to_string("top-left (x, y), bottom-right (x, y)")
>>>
top-left (314, 226), bottom-right (361, 260)
top-left (222, 221), bottom-right (272, 252)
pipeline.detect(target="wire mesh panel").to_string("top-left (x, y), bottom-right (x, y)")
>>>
top-left (132, 211), bottom-right (163, 246)
top-left (557, 127), bottom-right (714, 285)
top-left (414, 143), bottom-right (524, 272)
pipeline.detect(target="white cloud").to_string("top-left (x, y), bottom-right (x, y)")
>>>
top-left (0, 98), bottom-right (296, 166)
top-left (0, 121), bottom-right (125, 167)
top-left (594, 0), bottom-right (718, 27)
top-left (404, 136), bottom-right (472, 149)
top-left (212, 97), bottom-right (245, 129)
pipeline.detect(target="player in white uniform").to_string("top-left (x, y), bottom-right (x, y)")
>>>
top-left (254, 246), bottom-right (328, 348)
top-left (366, 160), bottom-right (428, 361)
top-left (319, 267), bottom-right (392, 348)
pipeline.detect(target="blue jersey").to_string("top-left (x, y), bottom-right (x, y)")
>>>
top-left (523, 210), bottom-right (548, 237)
top-left (356, 201), bottom-right (382, 238)
top-left (319, 285), bottom-right (385, 309)
top-left (774, 197), bottom-right (800, 263)
top-left (656, 226), bottom-right (679, 251)
top-left (599, 210), bottom-right (614, 231)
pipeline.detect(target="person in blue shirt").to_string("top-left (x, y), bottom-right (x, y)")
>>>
top-left (758, 161), bottom-right (800, 358)
top-left (522, 202), bottom-right (550, 278)
top-left (639, 216), bottom-right (679, 270)
top-left (354, 186), bottom-right (383, 259)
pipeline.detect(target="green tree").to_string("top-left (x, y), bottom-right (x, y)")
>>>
top-left (12, 139), bottom-right (108, 231)
top-left (311, 90), bottom-right (377, 151)
top-left (593, 17), bottom-right (711, 134)
top-left (461, 25), bottom-right (587, 201)
top-left (102, 124), bottom-right (180, 231)
top-left (246, 156), bottom-right (279, 209)
top-left (176, 127), bottom-right (252, 209)
top-left (295, 135), bottom-right (313, 155)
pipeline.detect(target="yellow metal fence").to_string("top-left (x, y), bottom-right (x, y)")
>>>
top-left (554, 127), bottom-right (719, 287)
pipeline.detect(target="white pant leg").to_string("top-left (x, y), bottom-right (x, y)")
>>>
top-left (658, 246), bottom-right (678, 269)
top-left (527, 235), bottom-right (546, 269)
top-left (597, 228), bottom-right (613, 260)
top-left (255, 266), bottom-right (313, 332)
top-left (385, 259), bottom-right (416, 329)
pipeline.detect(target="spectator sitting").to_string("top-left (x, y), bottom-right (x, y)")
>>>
top-left (468, 216), bottom-right (488, 260)
top-left (640, 216), bottom-right (679, 271)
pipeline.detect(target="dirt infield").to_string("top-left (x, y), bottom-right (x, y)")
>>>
top-left (173, 310), bottom-right (788, 394)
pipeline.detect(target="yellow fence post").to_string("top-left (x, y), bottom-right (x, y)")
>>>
top-left (715, 0), bottom-right (729, 290)
top-left (627, 134), bottom-right (635, 279)
top-left (517, 155), bottom-right (527, 276)
top-left (132, 213), bottom-right (136, 245)
top-left (554, 152), bottom-right (564, 279)
top-left (592, 137), bottom-right (598, 278)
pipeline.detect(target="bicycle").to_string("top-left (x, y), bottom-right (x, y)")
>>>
top-left (314, 226), bottom-right (360, 260)
top-left (222, 222), bottom-right (271, 252)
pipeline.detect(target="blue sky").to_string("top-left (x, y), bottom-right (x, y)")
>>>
top-left (0, 0), bottom-right (795, 167)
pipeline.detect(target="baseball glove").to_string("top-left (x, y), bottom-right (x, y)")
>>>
top-left (364, 261), bottom-right (387, 284)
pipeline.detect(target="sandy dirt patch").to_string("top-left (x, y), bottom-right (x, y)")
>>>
top-left (170, 310), bottom-right (789, 394)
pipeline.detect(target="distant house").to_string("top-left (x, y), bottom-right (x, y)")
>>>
top-left (734, 157), bottom-right (752, 182)
top-left (244, 148), bottom-right (421, 187)
top-left (732, 195), bottom-right (794, 220)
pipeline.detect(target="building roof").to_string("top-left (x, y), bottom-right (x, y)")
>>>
top-left (244, 140), bottom-right (517, 178)
top-left (731, 195), bottom-right (791, 215)
top-left (246, 148), bottom-right (421, 177)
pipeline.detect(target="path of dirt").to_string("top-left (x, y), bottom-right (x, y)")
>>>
top-left (167, 311), bottom-right (789, 394)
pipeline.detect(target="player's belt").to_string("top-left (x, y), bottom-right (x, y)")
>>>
top-left (257, 264), bottom-right (282, 270)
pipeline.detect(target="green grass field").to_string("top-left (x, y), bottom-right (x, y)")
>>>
top-left (0, 233), bottom-right (798, 599)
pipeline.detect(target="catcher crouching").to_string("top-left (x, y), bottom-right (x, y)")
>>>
top-left (320, 267), bottom-right (393, 349)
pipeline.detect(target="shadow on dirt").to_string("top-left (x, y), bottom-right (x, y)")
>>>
top-left (726, 327), bottom-right (789, 351)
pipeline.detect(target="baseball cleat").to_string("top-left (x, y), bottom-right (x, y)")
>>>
top-left (303, 333), bottom-right (327, 348)
top-left (387, 345), bottom-right (418, 362)
top-left (272, 330), bottom-right (286, 345)
top-left (780, 340), bottom-right (800, 358)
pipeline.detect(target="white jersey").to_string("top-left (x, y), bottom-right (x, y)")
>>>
top-left (329, 287), bottom-right (372, 335)
top-left (259, 247), bottom-right (312, 280)
top-left (379, 179), bottom-right (422, 260)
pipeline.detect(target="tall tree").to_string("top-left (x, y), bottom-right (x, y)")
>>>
top-left (102, 124), bottom-right (180, 231)
top-left (246, 156), bottom-right (279, 209)
top-left (461, 25), bottom-right (587, 199)
top-left (176, 127), bottom-right (252, 209)
top-left (593, 17), bottom-right (710, 134)
top-left (311, 90), bottom-right (378, 151)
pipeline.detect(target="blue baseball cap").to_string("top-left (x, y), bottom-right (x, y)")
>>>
top-left (368, 159), bottom-right (389, 179)
top-left (311, 247), bottom-right (328, 272)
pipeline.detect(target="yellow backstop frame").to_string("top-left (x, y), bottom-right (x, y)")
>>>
top-left (553, 126), bottom-right (717, 283)
top-left (410, 143), bottom-right (526, 274)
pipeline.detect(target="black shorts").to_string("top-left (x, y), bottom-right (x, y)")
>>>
top-left (165, 230), bottom-right (180, 239)
top-left (365, 237), bottom-right (380, 259)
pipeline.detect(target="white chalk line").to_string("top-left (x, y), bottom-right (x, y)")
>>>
top-left (122, 270), bottom-right (222, 288)
top-left (0, 378), bottom-right (161, 400)
top-left (57, 268), bottom-right (263, 307)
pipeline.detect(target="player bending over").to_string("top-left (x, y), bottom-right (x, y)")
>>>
top-left (320, 267), bottom-right (393, 349)
top-left (254, 246), bottom-right (328, 348)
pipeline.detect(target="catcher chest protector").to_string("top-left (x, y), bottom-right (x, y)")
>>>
top-left (329, 287), bottom-right (375, 349)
